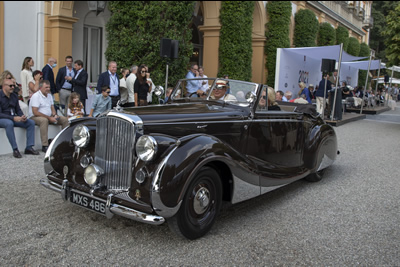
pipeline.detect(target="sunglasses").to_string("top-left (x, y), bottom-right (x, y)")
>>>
top-left (105, 91), bottom-right (111, 94)
top-left (262, 96), bottom-right (267, 99)
top-left (215, 85), bottom-right (226, 90)
top-left (6, 84), bottom-right (15, 88)
top-left (141, 71), bottom-right (147, 73)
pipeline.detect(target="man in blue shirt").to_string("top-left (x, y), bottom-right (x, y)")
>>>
top-left (185, 64), bottom-right (203, 97)
top-left (89, 86), bottom-right (112, 117)
top-left (0, 79), bottom-right (39, 158)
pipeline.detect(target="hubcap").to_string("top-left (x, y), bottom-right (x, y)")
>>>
top-left (193, 186), bottom-right (210, 215)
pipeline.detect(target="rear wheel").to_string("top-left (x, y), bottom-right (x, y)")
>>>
top-left (305, 169), bottom-right (325, 182)
top-left (168, 167), bottom-right (222, 240)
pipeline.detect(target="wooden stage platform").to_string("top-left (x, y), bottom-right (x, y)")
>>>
top-left (325, 112), bottom-right (366, 127)
top-left (345, 105), bottom-right (391, 115)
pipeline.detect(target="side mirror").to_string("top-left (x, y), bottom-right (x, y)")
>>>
top-left (154, 86), bottom-right (164, 97)
top-left (245, 91), bottom-right (256, 103)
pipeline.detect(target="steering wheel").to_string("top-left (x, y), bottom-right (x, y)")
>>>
top-left (189, 92), bottom-right (200, 97)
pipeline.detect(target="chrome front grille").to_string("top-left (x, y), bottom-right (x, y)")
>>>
top-left (95, 115), bottom-right (135, 191)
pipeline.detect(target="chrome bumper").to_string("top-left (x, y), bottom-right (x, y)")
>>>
top-left (40, 177), bottom-right (165, 225)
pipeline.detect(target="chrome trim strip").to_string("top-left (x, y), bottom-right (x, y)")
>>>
top-left (109, 203), bottom-right (165, 225)
top-left (231, 174), bottom-right (260, 204)
top-left (40, 177), bottom-right (62, 193)
top-left (317, 154), bottom-right (334, 171)
top-left (144, 118), bottom-right (305, 127)
top-left (151, 146), bottom-right (182, 218)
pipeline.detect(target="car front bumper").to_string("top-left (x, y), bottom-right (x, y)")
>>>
top-left (40, 177), bottom-right (165, 225)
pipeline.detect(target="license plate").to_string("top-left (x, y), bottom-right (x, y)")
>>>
top-left (70, 191), bottom-right (106, 215)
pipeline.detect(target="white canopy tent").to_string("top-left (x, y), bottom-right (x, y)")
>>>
top-left (274, 45), bottom-right (366, 96)
top-left (372, 77), bottom-right (400, 84)
top-left (339, 60), bottom-right (386, 87)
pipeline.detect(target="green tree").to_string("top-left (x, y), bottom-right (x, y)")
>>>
top-left (370, 1), bottom-right (399, 62)
top-left (383, 3), bottom-right (400, 67)
top-left (265, 1), bottom-right (292, 86)
top-left (346, 37), bottom-right (360, 57)
top-left (336, 26), bottom-right (349, 51)
top-left (218, 1), bottom-right (254, 81)
top-left (294, 9), bottom-right (319, 47)
top-left (317, 22), bottom-right (336, 46)
top-left (105, 1), bottom-right (195, 89)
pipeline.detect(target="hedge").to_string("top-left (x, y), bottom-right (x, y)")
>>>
top-left (218, 1), bottom-right (255, 81)
top-left (105, 1), bottom-right (195, 90)
top-left (265, 1), bottom-right (292, 86)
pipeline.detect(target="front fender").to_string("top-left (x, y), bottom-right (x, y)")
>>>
top-left (151, 134), bottom-right (242, 218)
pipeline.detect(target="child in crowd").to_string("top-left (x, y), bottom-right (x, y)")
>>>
top-left (67, 92), bottom-right (84, 118)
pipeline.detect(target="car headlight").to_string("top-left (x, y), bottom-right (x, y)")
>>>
top-left (73, 125), bottom-right (90, 148)
top-left (84, 164), bottom-right (103, 186)
top-left (136, 135), bottom-right (157, 162)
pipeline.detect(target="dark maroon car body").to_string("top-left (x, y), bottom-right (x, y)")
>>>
top-left (40, 78), bottom-right (338, 239)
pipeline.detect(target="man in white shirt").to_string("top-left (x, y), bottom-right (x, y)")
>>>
top-left (125, 65), bottom-right (137, 107)
top-left (198, 66), bottom-right (209, 95)
top-left (29, 80), bottom-right (69, 152)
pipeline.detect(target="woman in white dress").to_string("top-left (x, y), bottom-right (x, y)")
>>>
top-left (20, 57), bottom-right (35, 103)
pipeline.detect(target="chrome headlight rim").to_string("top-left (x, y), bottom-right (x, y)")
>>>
top-left (72, 125), bottom-right (90, 148)
top-left (84, 164), bottom-right (103, 186)
top-left (136, 135), bottom-right (158, 162)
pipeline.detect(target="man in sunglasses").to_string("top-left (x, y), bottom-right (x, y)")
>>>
top-left (0, 79), bottom-right (39, 158)
top-left (210, 80), bottom-right (237, 101)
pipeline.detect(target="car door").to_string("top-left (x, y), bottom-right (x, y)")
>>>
top-left (245, 86), bottom-right (307, 183)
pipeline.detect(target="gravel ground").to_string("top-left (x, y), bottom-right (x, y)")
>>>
top-left (0, 107), bottom-right (399, 266)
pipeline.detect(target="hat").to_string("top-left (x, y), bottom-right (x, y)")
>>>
top-left (216, 80), bottom-right (227, 88)
top-left (309, 84), bottom-right (314, 87)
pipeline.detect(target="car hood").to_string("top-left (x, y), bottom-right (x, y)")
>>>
top-left (118, 102), bottom-right (248, 124)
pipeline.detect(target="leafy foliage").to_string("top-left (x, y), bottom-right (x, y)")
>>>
top-left (265, 1), bottom-right (292, 86)
top-left (294, 9), bottom-right (319, 47)
top-left (105, 1), bottom-right (195, 89)
top-left (383, 3), bottom-right (400, 67)
top-left (370, 1), bottom-right (399, 62)
top-left (317, 22), bottom-right (336, 46)
top-left (218, 1), bottom-right (255, 81)
top-left (346, 37), bottom-right (360, 57)
top-left (335, 26), bottom-right (349, 51)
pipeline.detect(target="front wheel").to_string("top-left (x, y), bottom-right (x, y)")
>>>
top-left (168, 167), bottom-right (222, 240)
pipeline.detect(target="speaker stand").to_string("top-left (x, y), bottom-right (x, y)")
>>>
top-left (164, 58), bottom-right (170, 99)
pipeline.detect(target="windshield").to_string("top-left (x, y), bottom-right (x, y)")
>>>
top-left (169, 78), bottom-right (258, 106)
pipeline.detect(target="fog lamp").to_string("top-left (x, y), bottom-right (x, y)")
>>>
top-left (84, 164), bottom-right (103, 186)
top-left (135, 169), bottom-right (147, 184)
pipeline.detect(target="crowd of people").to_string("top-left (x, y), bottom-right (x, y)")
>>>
top-left (274, 69), bottom-right (399, 118)
top-left (2, 57), bottom-right (399, 158)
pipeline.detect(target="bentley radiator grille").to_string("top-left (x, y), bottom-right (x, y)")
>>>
top-left (95, 116), bottom-right (135, 191)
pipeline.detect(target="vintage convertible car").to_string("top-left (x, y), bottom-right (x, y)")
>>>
top-left (40, 78), bottom-right (338, 239)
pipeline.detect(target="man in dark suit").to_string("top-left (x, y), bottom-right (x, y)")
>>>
top-left (42, 57), bottom-right (58, 95)
top-left (65, 60), bottom-right (88, 115)
top-left (96, 61), bottom-right (120, 108)
top-left (56, 56), bottom-right (75, 115)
